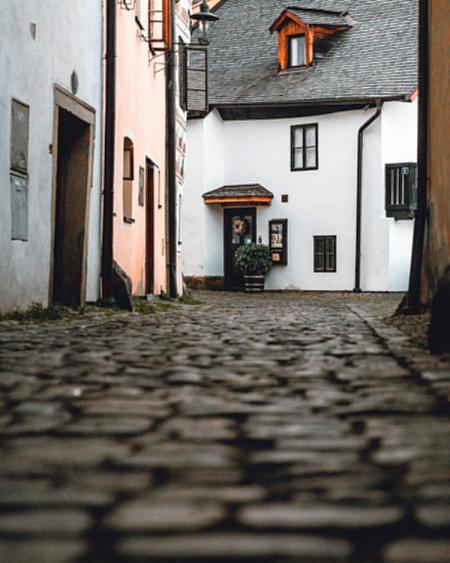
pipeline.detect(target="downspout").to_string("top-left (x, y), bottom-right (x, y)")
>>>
top-left (101, 0), bottom-right (116, 305)
top-left (354, 100), bottom-right (383, 292)
top-left (406, 0), bottom-right (428, 312)
top-left (166, 0), bottom-right (178, 297)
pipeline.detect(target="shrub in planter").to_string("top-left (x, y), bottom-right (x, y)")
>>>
top-left (235, 243), bottom-right (272, 292)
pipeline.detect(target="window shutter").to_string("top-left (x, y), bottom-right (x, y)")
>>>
top-left (148, 0), bottom-right (171, 49)
top-left (184, 46), bottom-right (208, 113)
top-left (179, 40), bottom-right (187, 111)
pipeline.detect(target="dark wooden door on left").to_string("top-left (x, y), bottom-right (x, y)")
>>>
top-left (53, 108), bottom-right (91, 307)
top-left (224, 207), bottom-right (256, 290)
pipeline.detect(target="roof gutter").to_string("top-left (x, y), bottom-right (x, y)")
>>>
top-left (406, 0), bottom-right (428, 312)
top-left (354, 99), bottom-right (383, 293)
top-left (166, 0), bottom-right (178, 297)
top-left (210, 95), bottom-right (409, 111)
top-left (101, 0), bottom-right (116, 305)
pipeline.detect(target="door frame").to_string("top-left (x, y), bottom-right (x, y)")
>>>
top-left (49, 85), bottom-right (96, 306)
top-left (223, 206), bottom-right (257, 290)
top-left (145, 158), bottom-right (155, 295)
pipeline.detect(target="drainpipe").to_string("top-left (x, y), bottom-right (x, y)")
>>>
top-left (354, 100), bottom-right (383, 292)
top-left (166, 0), bottom-right (178, 298)
top-left (101, 0), bottom-right (116, 305)
top-left (406, 0), bottom-right (428, 312)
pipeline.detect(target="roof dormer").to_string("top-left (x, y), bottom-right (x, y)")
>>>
top-left (270, 7), bottom-right (354, 71)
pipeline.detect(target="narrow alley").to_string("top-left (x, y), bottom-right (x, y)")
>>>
top-left (0, 292), bottom-right (449, 562)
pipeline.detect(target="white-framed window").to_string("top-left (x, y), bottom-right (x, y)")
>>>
top-left (288, 35), bottom-right (306, 67)
top-left (291, 124), bottom-right (318, 171)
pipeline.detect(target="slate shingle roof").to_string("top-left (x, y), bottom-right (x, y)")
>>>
top-left (203, 184), bottom-right (274, 199)
top-left (287, 7), bottom-right (353, 27)
top-left (202, 0), bottom-right (418, 108)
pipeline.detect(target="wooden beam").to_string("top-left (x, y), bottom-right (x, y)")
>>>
top-left (204, 196), bottom-right (273, 206)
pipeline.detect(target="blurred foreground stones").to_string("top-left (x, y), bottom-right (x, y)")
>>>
top-left (0, 291), bottom-right (449, 563)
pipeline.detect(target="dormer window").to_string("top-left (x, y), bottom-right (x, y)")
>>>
top-left (270, 7), bottom-right (354, 72)
top-left (288, 35), bottom-right (306, 67)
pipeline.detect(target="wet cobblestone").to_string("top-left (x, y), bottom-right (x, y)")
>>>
top-left (0, 291), bottom-right (449, 562)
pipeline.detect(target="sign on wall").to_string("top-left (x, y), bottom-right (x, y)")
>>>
top-left (10, 99), bottom-right (30, 241)
top-left (138, 166), bottom-right (145, 206)
top-left (269, 219), bottom-right (288, 265)
top-left (10, 174), bottom-right (28, 241)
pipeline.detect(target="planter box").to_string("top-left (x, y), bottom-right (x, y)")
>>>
top-left (244, 274), bottom-right (265, 292)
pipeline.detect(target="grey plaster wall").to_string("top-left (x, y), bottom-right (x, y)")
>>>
top-left (0, 0), bottom-right (103, 312)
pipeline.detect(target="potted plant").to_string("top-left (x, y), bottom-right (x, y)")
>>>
top-left (235, 243), bottom-right (272, 292)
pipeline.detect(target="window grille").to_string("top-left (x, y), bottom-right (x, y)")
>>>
top-left (385, 163), bottom-right (417, 219)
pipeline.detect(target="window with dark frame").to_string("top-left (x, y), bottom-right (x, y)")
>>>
top-left (314, 236), bottom-right (336, 272)
top-left (385, 163), bottom-right (417, 219)
top-left (288, 35), bottom-right (306, 68)
top-left (291, 124), bottom-right (318, 171)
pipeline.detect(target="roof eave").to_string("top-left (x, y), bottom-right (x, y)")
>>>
top-left (211, 94), bottom-right (415, 111)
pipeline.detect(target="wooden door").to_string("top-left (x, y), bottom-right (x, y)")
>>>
top-left (53, 108), bottom-right (91, 307)
top-left (224, 207), bottom-right (256, 290)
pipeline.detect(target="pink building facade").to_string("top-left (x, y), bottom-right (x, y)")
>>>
top-left (113, 0), bottom-right (191, 297)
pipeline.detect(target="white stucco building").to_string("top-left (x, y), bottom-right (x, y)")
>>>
top-left (182, 0), bottom-right (419, 292)
top-left (0, 1), bottom-right (103, 312)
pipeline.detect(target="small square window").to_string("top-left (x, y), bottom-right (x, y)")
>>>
top-left (291, 124), bottom-right (318, 171)
top-left (314, 236), bottom-right (336, 272)
top-left (385, 163), bottom-right (417, 219)
top-left (288, 35), bottom-right (306, 68)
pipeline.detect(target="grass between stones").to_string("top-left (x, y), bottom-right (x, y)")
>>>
top-left (0, 302), bottom-right (101, 322)
top-left (0, 293), bottom-right (202, 324)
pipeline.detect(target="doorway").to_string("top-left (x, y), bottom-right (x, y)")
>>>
top-left (146, 158), bottom-right (155, 295)
top-left (52, 105), bottom-right (92, 307)
top-left (224, 207), bottom-right (256, 290)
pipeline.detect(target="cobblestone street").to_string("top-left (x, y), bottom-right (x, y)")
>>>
top-left (0, 291), bottom-right (449, 563)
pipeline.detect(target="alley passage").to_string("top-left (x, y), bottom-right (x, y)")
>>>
top-left (0, 292), bottom-right (449, 563)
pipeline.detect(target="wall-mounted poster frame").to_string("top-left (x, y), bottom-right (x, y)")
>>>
top-left (269, 219), bottom-right (288, 265)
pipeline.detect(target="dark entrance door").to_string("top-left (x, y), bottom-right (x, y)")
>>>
top-left (224, 207), bottom-right (256, 290)
top-left (53, 108), bottom-right (91, 307)
top-left (145, 158), bottom-right (155, 295)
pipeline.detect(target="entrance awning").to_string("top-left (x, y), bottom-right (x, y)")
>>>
top-left (203, 184), bottom-right (273, 206)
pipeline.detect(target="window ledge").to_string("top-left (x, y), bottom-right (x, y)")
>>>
top-left (279, 66), bottom-right (312, 75)
top-left (291, 166), bottom-right (319, 172)
top-left (386, 209), bottom-right (415, 220)
top-left (123, 217), bottom-right (136, 224)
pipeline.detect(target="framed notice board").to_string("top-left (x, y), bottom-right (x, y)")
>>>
top-left (269, 219), bottom-right (288, 265)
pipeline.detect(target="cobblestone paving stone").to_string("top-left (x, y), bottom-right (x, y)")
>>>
top-left (0, 291), bottom-right (449, 563)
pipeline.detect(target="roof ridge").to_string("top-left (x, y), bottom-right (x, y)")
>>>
top-left (288, 5), bottom-right (348, 17)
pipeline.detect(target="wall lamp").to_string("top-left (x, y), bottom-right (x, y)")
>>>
top-left (190, 1), bottom-right (219, 45)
